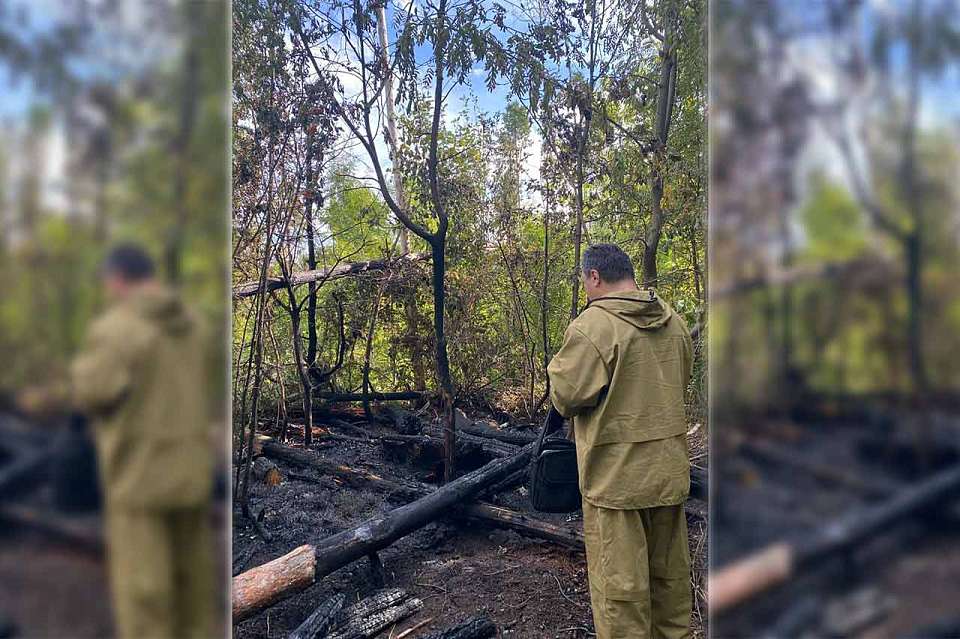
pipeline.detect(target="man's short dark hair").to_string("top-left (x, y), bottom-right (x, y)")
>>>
top-left (582, 243), bottom-right (635, 283)
top-left (102, 243), bottom-right (155, 282)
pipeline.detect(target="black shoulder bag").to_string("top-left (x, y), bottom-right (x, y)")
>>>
top-left (528, 407), bottom-right (581, 513)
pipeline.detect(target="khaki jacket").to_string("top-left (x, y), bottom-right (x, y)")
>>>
top-left (71, 286), bottom-right (213, 510)
top-left (548, 289), bottom-right (692, 509)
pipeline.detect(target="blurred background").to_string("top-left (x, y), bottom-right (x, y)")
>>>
top-left (0, 1), bottom-right (228, 637)
top-left (710, 0), bottom-right (960, 637)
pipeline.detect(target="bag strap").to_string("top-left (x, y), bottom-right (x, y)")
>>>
top-left (535, 407), bottom-right (565, 456)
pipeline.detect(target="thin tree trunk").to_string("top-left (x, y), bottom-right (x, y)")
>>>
top-left (375, 0), bottom-right (408, 254)
top-left (266, 320), bottom-right (290, 442)
top-left (304, 130), bottom-right (320, 386)
top-left (689, 225), bottom-right (703, 304)
top-left (289, 305), bottom-right (314, 449)
top-left (375, 0), bottom-right (427, 392)
top-left (540, 203), bottom-right (552, 405)
top-left (240, 284), bottom-right (271, 508)
top-left (901, 5), bottom-right (927, 396)
top-left (570, 122), bottom-right (587, 319)
top-left (426, 0), bottom-right (456, 482)
top-left (431, 239), bottom-right (456, 482)
top-left (239, 122), bottom-right (280, 507)
top-left (166, 4), bottom-right (200, 283)
top-left (643, 9), bottom-right (678, 286)
top-left (362, 276), bottom-right (388, 419)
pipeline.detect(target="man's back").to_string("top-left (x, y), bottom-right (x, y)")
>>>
top-left (548, 288), bottom-right (692, 509)
top-left (71, 285), bottom-right (213, 509)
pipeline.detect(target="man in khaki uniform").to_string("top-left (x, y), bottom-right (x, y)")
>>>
top-left (70, 244), bottom-right (217, 639)
top-left (548, 243), bottom-right (692, 639)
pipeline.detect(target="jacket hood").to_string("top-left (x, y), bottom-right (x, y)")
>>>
top-left (127, 286), bottom-right (194, 335)
top-left (585, 288), bottom-right (672, 330)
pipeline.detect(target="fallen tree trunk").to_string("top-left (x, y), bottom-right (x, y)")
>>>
top-left (710, 463), bottom-right (960, 613)
top-left (0, 448), bottom-right (49, 499)
top-left (310, 444), bottom-right (534, 576)
top-left (320, 391), bottom-right (424, 403)
top-left (234, 253), bottom-right (429, 299)
top-left (461, 503), bottom-right (584, 550)
top-left (233, 445), bottom-right (534, 621)
top-left (453, 409), bottom-right (536, 446)
top-left (288, 593), bottom-right (345, 639)
top-left (383, 430), bottom-right (517, 459)
top-left (0, 503), bottom-right (103, 553)
top-left (262, 440), bottom-right (428, 500)
top-left (422, 616), bottom-right (497, 639)
top-left (741, 439), bottom-right (897, 498)
top-left (458, 422), bottom-right (536, 446)
top-left (263, 439), bottom-right (702, 545)
top-left (233, 544), bottom-right (316, 623)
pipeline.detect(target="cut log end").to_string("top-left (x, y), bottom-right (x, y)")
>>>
top-left (232, 544), bottom-right (317, 624)
top-left (708, 542), bottom-right (793, 613)
top-left (252, 457), bottom-right (283, 487)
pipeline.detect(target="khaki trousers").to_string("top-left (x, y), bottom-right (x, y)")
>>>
top-left (105, 506), bottom-right (215, 639)
top-left (582, 501), bottom-right (691, 639)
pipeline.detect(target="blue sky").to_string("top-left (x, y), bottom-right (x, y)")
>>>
top-left (0, 0), bottom-right (178, 118)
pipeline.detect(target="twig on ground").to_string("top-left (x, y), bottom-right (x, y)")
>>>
top-left (553, 573), bottom-right (586, 609)
top-left (394, 616), bottom-right (435, 638)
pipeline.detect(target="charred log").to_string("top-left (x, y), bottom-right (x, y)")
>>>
top-left (288, 593), bottom-right (345, 639)
top-left (0, 503), bottom-right (103, 553)
top-left (233, 446), bottom-right (534, 619)
top-left (320, 391), bottom-right (424, 403)
top-left (458, 422), bottom-right (536, 446)
top-left (460, 503), bottom-right (584, 550)
top-left (261, 440), bottom-right (428, 500)
top-left (310, 445), bottom-right (533, 577)
top-left (710, 463), bottom-right (960, 613)
top-left (378, 405), bottom-right (424, 435)
top-left (326, 589), bottom-right (423, 639)
top-left (421, 616), bottom-right (497, 639)
top-left (382, 430), bottom-right (517, 460)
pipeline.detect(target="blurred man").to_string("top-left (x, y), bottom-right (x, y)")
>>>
top-left (548, 243), bottom-right (693, 639)
top-left (70, 244), bottom-right (216, 639)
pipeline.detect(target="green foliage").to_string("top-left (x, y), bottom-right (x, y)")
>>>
top-left (800, 175), bottom-right (868, 262)
top-left (232, 0), bottom-right (707, 422)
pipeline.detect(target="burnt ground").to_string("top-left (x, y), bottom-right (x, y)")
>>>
top-left (0, 526), bottom-right (112, 638)
top-left (712, 406), bottom-right (960, 638)
top-left (233, 411), bottom-right (708, 638)
top-left (0, 413), bottom-right (229, 639)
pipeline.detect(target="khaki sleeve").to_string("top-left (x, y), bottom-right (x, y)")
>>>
top-left (547, 325), bottom-right (609, 418)
top-left (681, 319), bottom-right (694, 386)
top-left (70, 317), bottom-right (132, 416)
